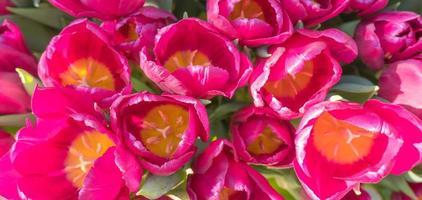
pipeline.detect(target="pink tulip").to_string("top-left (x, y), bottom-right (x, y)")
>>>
top-left (48, 0), bottom-right (145, 20)
top-left (0, 88), bottom-right (142, 199)
top-left (110, 92), bottom-right (209, 175)
top-left (379, 56), bottom-right (422, 119)
top-left (346, 0), bottom-right (388, 16)
top-left (102, 6), bottom-right (176, 62)
top-left (38, 19), bottom-right (131, 107)
top-left (0, 129), bottom-right (13, 158)
top-left (207, 0), bottom-right (293, 47)
top-left (249, 28), bottom-right (357, 119)
top-left (0, 0), bottom-right (13, 15)
top-left (0, 20), bottom-right (37, 115)
top-left (355, 11), bottom-right (422, 70)
top-left (187, 139), bottom-right (285, 200)
top-left (294, 99), bottom-right (422, 200)
top-left (140, 18), bottom-right (252, 99)
top-left (230, 106), bottom-right (295, 167)
top-left (280, 0), bottom-right (350, 26)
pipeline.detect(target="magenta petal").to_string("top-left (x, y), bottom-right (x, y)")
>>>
top-left (18, 175), bottom-right (77, 200)
top-left (365, 100), bottom-right (422, 175)
top-left (140, 149), bottom-right (195, 176)
top-left (114, 145), bottom-right (143, 192)
top-left (294, 161), bottom-right (356, 200)
top-left (0, 72), bottom-right (30, 115)
top-left (80, 147), bottom-right (125, 200)
top-left (171, 66), bottom-right (230, 98)
top-left (0, 153), bottom-right (20, 199)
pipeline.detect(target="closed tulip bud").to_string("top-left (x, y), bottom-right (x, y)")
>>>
top-left (355, 11), bottom-right (422, 70)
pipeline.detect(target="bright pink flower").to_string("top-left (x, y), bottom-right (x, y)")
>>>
top-left (0, 0), bottom-right (13, 15)
top-left (207, 0), bottom-right (293, 47)
top-left (38, 19), bottom-right (131, 106)
top-left (102, 6), bottom-right (176, 61)
top-left (280, 0), bottom-right (350, 26)
top-left (0, 20), bottom-right (37, 115)
top-left (187, 139), bottom-right (285, 200)
top-left (379, 56), bottom-right (422, 119)
top-left (110, 92), bottom-right (209, 175)
top-left (346, 0), bottom-right (388, 16)
top-left (140, 18), bottom-right (252, 99)
top-left (48, 0), bottom-right (145, 20)
top-left (294, 99), bottom-right (422, 200)
top-left (230, 106), bottom-right (295, 167)
top-left (0, 129), bottom-right (13, 158)
top-left (0, 88), bottom-right (142, 199)
top-left (355, 11), bottom-right (422, 70)
top-left (249, 28), bottom-right (357, 119)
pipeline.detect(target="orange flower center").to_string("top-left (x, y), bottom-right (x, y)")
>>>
top-left (219, 187), bottom-right (237, 200)
top-left (229, 0), bottom-right (265, 20)
top-left (118, 21), bottom-right (138, 42)
top-left (263, 61), bottom-right (314, 98)
top-left (60, 58), bottom-right (115, 90)
top-left (140, 104), bottom-right (189, 158)
top-left (164, 50), bottom-right (211, 73)
top-left (64, 131), bottom-right (115, 188)
top-left (247, 127), bottom-right (283, 155)
top-left (312, 112), bottom-right (376, 164)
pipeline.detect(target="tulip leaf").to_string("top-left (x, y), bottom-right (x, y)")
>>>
top-left (380, 175), bottom-right (417, 200)
top-left (399, 0), bottom-right (422, 13)
top-left (331, 75), bottom-right (379, 103)
top-left (8, 3), bottom-right (71, 29)
top-left (209, 102), bottom-right (247, 122)
top-left (404, 170), bottom-right (422, 183)
top-left (16, 68), bottom-right (41, 96)
top-left (11, 0), bottom-right (33, 7)
top-left (0, 113), bottom-right (33, 127)
top-left (131, 77), bottom-right (156, 93)
top-left (0, 15), bottom-right (57, 52)
top-left (155, 0), bottom-right (173, 11)
top-left (338, 20), bottom-right (360, 36)
top-left (137, 170), bottom-right (186, 199)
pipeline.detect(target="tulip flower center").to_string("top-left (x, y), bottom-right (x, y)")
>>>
top-left (263, 61), bottom-right (314, 98)
top-left (164, 50), bottom-right (211, 73)
top-left (140, 104), bottom-right (189, 158)
top-left (64, 131), bottom-right (115, 188)
top-left (312, 112), bottom-right (376, 164)
top-left (60, 58), bottom-right (115, 90)
top-left (229, 0), bottom-right (265, 20)
top-left (219, 187), bottom-right (237, 200)
top-left (119, 21), bottom-right (138, 42)
top-left (247, 127), bottom-right (283, 155)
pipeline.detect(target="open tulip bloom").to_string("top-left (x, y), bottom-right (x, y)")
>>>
top-left (2, 0), bottom-right (422, 199)
top-left (294, 100), bottom-right (422, 200)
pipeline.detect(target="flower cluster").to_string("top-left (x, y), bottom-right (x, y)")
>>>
top-left (0, 0), bottom-right (422, 200)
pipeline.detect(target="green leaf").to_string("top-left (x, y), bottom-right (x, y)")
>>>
top-left (405, 170), bottom-right (422, 183)
top-left (8, 3), bottom-right (71, 29)
top-left (16, 68), bottom-right (41, 96)
top-left (131, 77), bottom-right (156, 93)
top-left (399, 0), bottom-right (422, 13)
top-left (137, 170), bottom-right (186, 199)
top-left (331, 75), bottom-right (379, 103)
top-left (380, 175), bottom-right (417, 200)
top-left (257, 167), bottom-right (302, 200)
top-left (0, 15), bottom-right (57, 52)
top-left (0, 113), bottom-right (33, 127)
top-left (155, 0), bottom-right (173, 11)
top-left (11, 0), bottom-right (33, 7)
top-left (209, 102), bottom-right (247, 122)
top-left (338, 20), bottom-right (360, 36)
